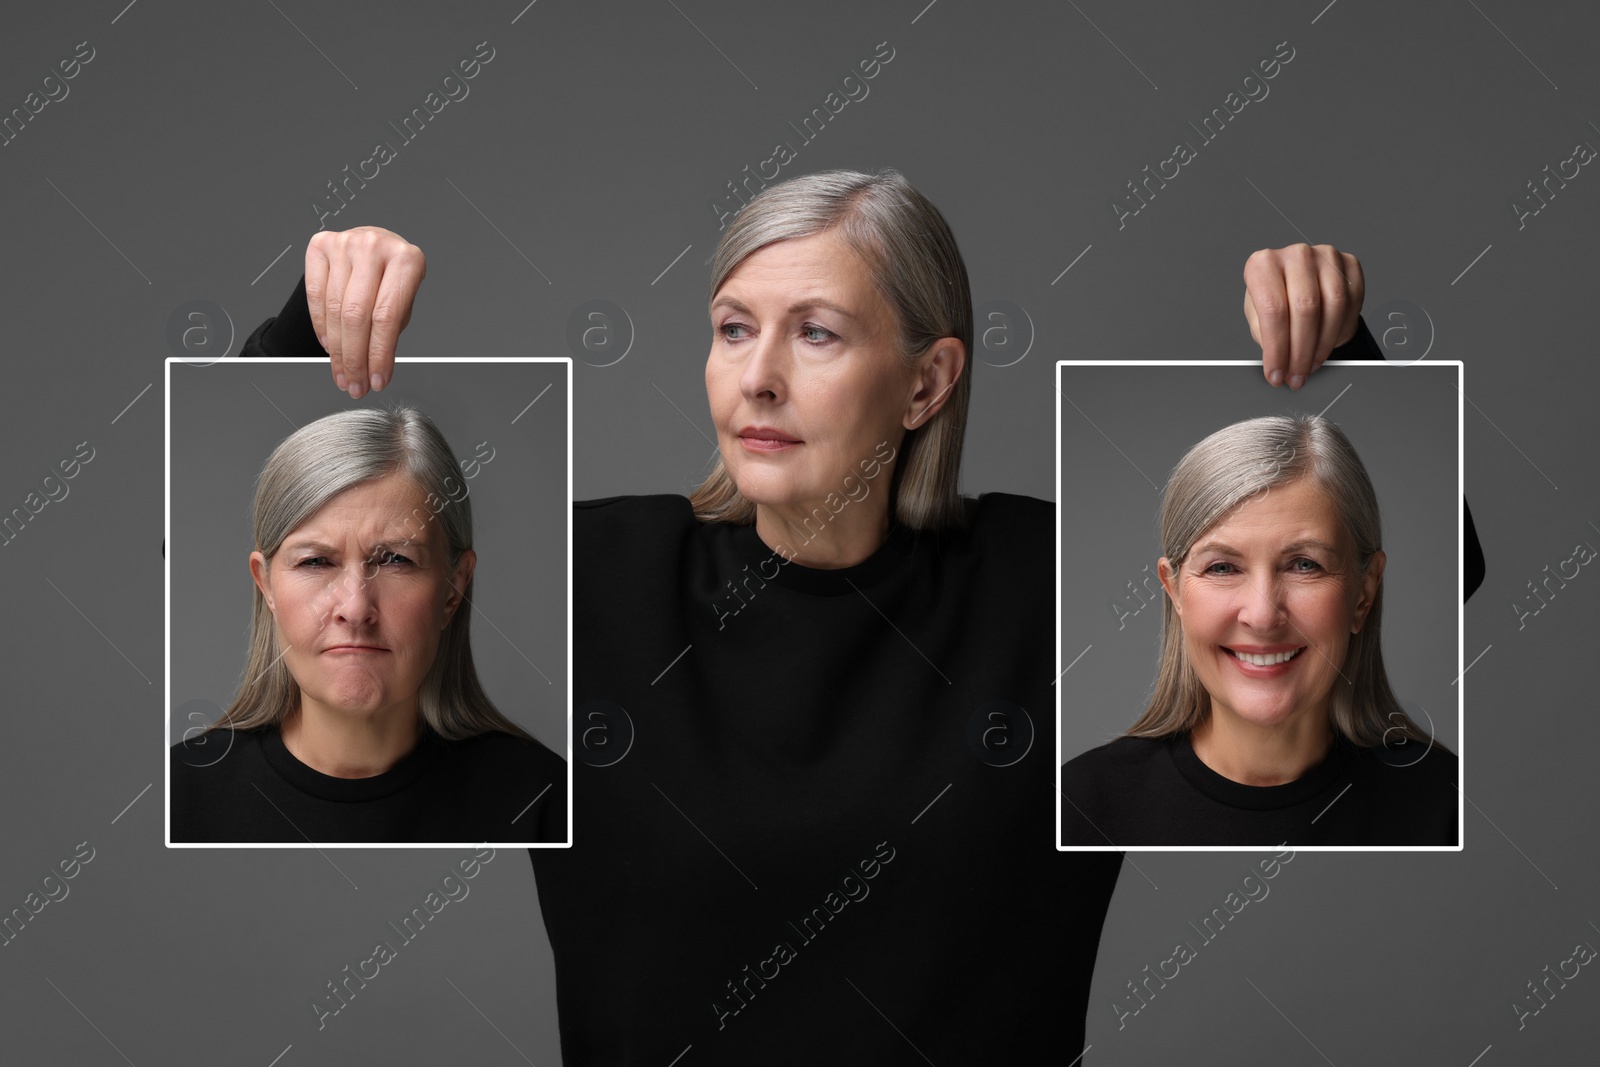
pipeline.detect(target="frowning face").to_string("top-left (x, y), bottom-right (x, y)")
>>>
top-left (250, 470), bottom-right (475, 726)
top-left (1158, 477), bottom-right (1383, 734)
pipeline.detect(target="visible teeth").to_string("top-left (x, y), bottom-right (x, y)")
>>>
top-left (1231, 648), bottom-right (1302, 666)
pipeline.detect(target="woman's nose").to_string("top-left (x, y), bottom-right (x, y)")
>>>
top-left (321, 565), bottom-right (379, 628)
top-left (740, 332), bottom-right (787, 402)
top-left (1237, 573), bottom-right (1288, 630)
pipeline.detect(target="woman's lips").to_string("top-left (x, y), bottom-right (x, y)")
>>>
top-left (323, 646), bottom-right (387, 654)
top-left (1223, 645), bottom-right (1306, 677)
top-left (739, 432), bottom-right (801, 453)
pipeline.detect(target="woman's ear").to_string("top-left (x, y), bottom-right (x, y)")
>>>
top-left (442, 549), bottom-right (478, 627)
top-left (1352, 549), bottom-right (1385, 633)
top-left (249, 551), bottom-right (273, 612)
top-left (903, 338), bottom-right (965, 429)
top-left (1157, 557), bottom-right (1182, 617)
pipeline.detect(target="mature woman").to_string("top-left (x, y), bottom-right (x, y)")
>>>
top-left (169, 406), bottom-right (567, 844)
top-left (241, 169), bottom-right (1377, 1059)
top-left (1061, 414), bottom-right (1457, 847)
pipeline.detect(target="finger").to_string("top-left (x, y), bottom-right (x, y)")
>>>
top-left (305, 237), bottom-right (334, 381)
top-left (367, 247), bottom-right (425, 392)
top-left (1311, 245), bottom-right (1350, 370)
top-left (1282, 244), bottom-right (1320, 389)
top-left (1243, 250), bottom-right (1290, 386)
top-left (1340, 251), bottom-right (1365, 343)
top-left (323, 253), bottom-right (358, 395)
top-left (340, 255), bottom-right (381, 400)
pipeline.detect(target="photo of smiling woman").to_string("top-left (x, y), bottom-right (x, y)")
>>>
top-left (240, 168), bottom-right (1386, 1059)
top-left (1060, 414), bottom-right (1457, 847)
top-left (169, 406), bottom-right (568, 844)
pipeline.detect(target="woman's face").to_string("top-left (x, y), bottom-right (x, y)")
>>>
top-left (705, 230), bottom-right (946, 514)
top-left (249, 470), bottom-right (475, 726)
top-left (1158, 477), bottom-right (1384, 734)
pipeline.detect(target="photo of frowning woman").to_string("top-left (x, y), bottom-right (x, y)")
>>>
top-left (1060, 414), bottom-right (1457, 847)
top-left (169, 406), bottom-right (567, 844)
top-left (240, 168), bottom-right (1381, 1059)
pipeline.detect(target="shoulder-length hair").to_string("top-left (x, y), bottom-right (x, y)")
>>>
top-left (210, 405), bottom-right (533, 743)
top-left (688, 167), bottom-right (973, 531)
top-left (1125, 414), bottom-right (1436, 749)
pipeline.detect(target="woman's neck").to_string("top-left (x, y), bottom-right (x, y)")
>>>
top-left (280, 702), bottom-right (422, 779)
top-left (1189, 709), bottom-right (1334, 786)
top-left (754, 497), bottom-right (892, 570)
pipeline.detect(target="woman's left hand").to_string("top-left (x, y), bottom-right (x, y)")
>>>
top-left (1242, 243), bottom-right (1365, 390)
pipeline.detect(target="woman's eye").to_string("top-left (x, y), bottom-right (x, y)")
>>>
top-left (801, 324), bottom-right (835, 344)
top-left (718, 322), bottom-right (748, 341)
top-left (375, 551), bottom-right (412, 567)
top-left (1202, 561), bottom-right (1236, 576)
top-left (1289, 557), bottom-right (1322, 573)
top-left (298, 556), bottom-right (330, 568)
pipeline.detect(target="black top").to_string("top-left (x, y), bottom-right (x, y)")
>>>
top-left (526, 493), bottom-right (1123, 1063)
top-left (1059, 731), bottom-right (1458, 846)
top-left (169, 724), bottom-right (566, 843)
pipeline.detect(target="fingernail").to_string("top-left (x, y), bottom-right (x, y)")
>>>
top-left (335, 371), bottom-right (347, 390)
top-left (349, 381), bottom-right (364, 399)
top-left (1288, 374), bottom-right (1305, 390)
top-left (370, 372), bottom-right (384, 392)
top-left (1269, 369), bottom-right (1284, 387)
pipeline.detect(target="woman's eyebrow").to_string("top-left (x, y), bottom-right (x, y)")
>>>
top-left (711, 296), bottom-right (858, 319)
top-left (281, 536), bottom-right (428, 556)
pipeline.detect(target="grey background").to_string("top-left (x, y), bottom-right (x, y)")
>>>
top-left (1058, 362), bottom-right (1460, 763)
top-left (2, 1), bottom-right (1596, 1064)
top-left (167, 359), bottom-right (570, 756)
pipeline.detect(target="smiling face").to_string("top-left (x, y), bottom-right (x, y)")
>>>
top-left (249, 470), bottom-right (475, 727)
top-left (705, 230), bottom-right (937, 518)
top-left (1158, 477), bottom-right (1384, 735)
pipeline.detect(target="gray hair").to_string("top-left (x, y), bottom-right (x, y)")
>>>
top-left (210, 405), bottom-right (532, 742)
top-left (1125, 414), bottom-right (1435, 749)
top-left (689, 167), bottom-right (972, 530)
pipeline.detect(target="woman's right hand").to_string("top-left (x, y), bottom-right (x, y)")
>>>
top-left (306, 226), bottom-right (427, 398)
